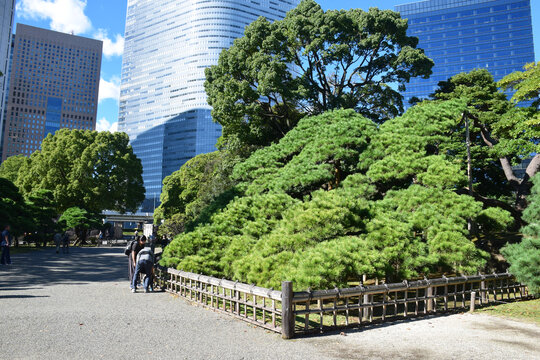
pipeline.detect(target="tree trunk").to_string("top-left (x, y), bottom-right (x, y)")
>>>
top-left (515, 154), bottom-right (540, 211)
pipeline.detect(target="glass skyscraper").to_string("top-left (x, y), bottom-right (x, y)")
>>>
top-left (119, 0), bottom-right (299, 212)
top-left (1, 24), bottom-right (102, 161)
top-left (395, 0), bottom-right (535, 105)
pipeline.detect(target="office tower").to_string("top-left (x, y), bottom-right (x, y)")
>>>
top-left (0, 0), bottom-right (15, 153)
top-left (395, 0), bottom-right (535, 105)
top-left (119, 0), bottom-right (299, 212)
top-left (1, 24), bottom-right (102, 161)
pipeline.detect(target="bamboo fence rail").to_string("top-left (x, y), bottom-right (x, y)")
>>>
top-left (155, 266), bottom-right (283, 333)
top-left (154, 267), bottom-right (529, 339)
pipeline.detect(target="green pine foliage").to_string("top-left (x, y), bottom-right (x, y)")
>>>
top-left (160, 193), bottom-right (299, 276)
top-left (233, 109), bottom-right (377, 197)
top-left (502, 174), bottom-right (540, 294)
top-left (499, 61), bottom-right (540, 108)
top-left (161, 108), bottom-right (512, 290)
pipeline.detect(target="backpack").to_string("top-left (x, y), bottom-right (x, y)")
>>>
top-left (124, 240), bottom-right (136, 256)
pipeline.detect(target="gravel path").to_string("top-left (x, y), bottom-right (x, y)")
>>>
top-left (0, 248), bottom-right (539, 360)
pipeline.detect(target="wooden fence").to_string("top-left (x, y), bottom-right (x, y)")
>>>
top-left (155, 266), bottom-right (283, 333)
top-left (154, 267), bottom-right (529, 339)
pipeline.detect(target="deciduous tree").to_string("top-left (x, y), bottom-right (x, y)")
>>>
top-left (17, 130), bottom-right (145, 214)
top-left (154, 151), bottom-right (238, 235)
top-left (0, 178), bottom-right (33, 238)
top-left (0, 155), bottom-right (28, 184)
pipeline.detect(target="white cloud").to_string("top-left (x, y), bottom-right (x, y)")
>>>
top-left (17, 0), bottom-right (92, 35)
top-left (17, 1), bottom-right (125, 59)
top-left (94, 29), bottom-right (124, 58)
top-left (99, 77), bottom-right (120, 103)
top-left (96, 118), bottom-right (118, 133)
top-left (110, 122), bottom-right (118, 132)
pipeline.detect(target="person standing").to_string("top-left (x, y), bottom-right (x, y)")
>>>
top-left (62, 232), bottom-right (70, 254)
top-left (54, 232), bottom-right (62, 254)
top-left (131, 244), bottom-right (154, 293)
top-left (128, 235), bottom-right (146, 289)
top-left (1, 225), bottom-right (12, 265)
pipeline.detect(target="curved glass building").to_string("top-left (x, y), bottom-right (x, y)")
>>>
top-left (119, 0), bottom-right (299, 212)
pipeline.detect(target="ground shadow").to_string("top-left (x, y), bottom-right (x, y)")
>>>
top-left (0, 247), bottom-right (129, 289)
top-left (0, 294), bottom-right (50, 299)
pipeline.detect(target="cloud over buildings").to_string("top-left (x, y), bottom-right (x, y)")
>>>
top-left (17, 0), bottom-right (124, 58)
top-left (99, 77), bottom-right (120, 103)
top-left (96, 118), bottom-right (118, 132)
top-left (17, 0), bottom-right (92, 34)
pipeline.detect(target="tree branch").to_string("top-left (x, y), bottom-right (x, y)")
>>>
top-left (456, 187), bottom-right (522, 225)
top-left (525, 154), bottom-right (540, 179)
top-left (473, 117), bottom-right (520, 185)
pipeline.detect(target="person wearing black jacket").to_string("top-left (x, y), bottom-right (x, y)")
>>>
top-left (128, 235), bottom-right (146, 289)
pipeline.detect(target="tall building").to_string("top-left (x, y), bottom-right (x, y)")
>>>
top-left (395, 0), bottom-right (535, 105)
top-left (1, 24), bottom-right (102, 161)
top-left (119, 0), bottom-right (299, 212)
top-left (0, 0), bottom-right (15, 153)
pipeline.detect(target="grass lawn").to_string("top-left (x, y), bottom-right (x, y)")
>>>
top-left (477, 298), bottom-right (540, 325)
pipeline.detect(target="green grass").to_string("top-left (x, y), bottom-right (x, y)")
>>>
top-left (477, 298), bottom-right (540, 325)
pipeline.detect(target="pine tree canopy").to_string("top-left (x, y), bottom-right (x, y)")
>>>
top-left (161, 108), bottom-right (513, 289)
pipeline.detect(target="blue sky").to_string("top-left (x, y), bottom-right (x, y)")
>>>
top-left (12, 0), bottom-right (540, 132)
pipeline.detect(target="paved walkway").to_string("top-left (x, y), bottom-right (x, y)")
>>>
top-left (1, 248), bottom-right (539, 360)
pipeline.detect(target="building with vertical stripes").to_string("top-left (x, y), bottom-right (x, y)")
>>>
top-left (1, 24), bottom-right (102, 161)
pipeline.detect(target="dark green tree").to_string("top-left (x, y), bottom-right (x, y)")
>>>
top-left (58, 207), bottom-right (101, 244)
top-left (502, 173), bottom-right (540, 294)
top-left (0, 178), bottom-right (33, 240)
top-left (17, 130), bottom-right (145, 213)
top-left (26, 189), bottom-right (57, 247)
top-left (205, 0), bottom-right (433, 150)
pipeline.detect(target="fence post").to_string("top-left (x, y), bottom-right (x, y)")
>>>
top-left (362, 274), bottom-right (369, 320)
top-left (480, 280), bottom-right (487, 304)
top-left (282, 281), bottom-right (295, 340)
top-left (426, 286), bottom-right (433, 312)
top-left (470, 291), bottom-right (476, 312)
